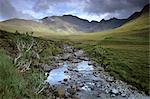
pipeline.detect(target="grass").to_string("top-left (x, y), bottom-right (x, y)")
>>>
top-left (72, 13), bottom-right (150, 95)
top-left (0, 31), bottom-right (64, 98)
top-left (0, 50), bottom-right (46, 98)
top-left (73, 29), bottom-right (149, 94)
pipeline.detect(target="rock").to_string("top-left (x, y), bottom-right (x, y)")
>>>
top-left (58, 62), bottom-right (64, 66)
top-left (56, 86), bottom-right (66, 97)
top-left (111, 94), bottom-right (116, 97)
top-left (67, 84), bottom-right (77, 95)
top-left (74, 50), bottom-right (84, 57)
top-left (97, 93), bottom-right (101, 97)
top-left (88, 61), bottom-right (93, 65)
top-left (107, 77), bottom-right (114, 82)
top-left (121, 93), bottom-right (126, 97)
top-left (72, 84), bottom-right (77, 89)
top-left (84, 57), bottom-right (89, 61)
top-left (67, 88), bottom-right (76, 95)
top-left (111, 88), bottom-right (119, 95)
top-left (79, 83), bottom-right (84, 87)
top-left (72, 59), bottom-right (79, 63)
top-left (45, 72), bottom-right (48, 76)
top-left (41, 64), bottom-right (53, 72)
top-left (63, 53), bottom-right (72, 60)
top-left (63, 78), bottom-right (68, 82)
top-left (64, 71), bottom-right (68, 73)
top-left (97, 67), bottom-right (104, 71)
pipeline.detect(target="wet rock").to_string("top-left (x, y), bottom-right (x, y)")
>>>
top-left (107, 77), bottom-right (114, 82)
top-left (64, 71), bottom-right (68, 73)
top-left (58, 62), bottom-right (64, 66)
top-left (84, 57), bottom-right (89, 61)
top-left (74, 70), bottom-right (79, 72)
top-left (121, 93), bottom-right (126, 97)
top-left (97, 93), bottom-right (101, 97)
top-left (111, 88), bottom-right (119, 95)
top-left (88, 61), bottom-right (93, 65)
top-left (97, 67), bottom-right (104, 71)
top-left (111, 94), bottom-right (116, 97)
top-left (72, 59), bottom-right (79, 63)
top-left (63, 78), bottom-right (68, 82)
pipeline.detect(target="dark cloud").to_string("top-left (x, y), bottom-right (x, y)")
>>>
top-left (0, 0), bottom-right (149, 21)
top-left (33, 0), bottom-right (72, 12)
top-left (0, 0), bottom-right (33, 20)
top-left (84, 0), bottom-right (149, 19)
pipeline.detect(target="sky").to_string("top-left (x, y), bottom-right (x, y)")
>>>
top-left (0, 0), bottom-right (149, 21)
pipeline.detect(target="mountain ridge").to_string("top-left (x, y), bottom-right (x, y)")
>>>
top-left (0, 4), bottom-right (149, 34)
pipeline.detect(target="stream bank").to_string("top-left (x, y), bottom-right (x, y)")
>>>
top-left (40, 45), bottom-right (148, 99)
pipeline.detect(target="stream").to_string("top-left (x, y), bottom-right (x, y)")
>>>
top-left (43, 45), bottom-right (148, 99)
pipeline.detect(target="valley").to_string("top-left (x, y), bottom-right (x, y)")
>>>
top-left (0, 2), bottom-right (149, 99)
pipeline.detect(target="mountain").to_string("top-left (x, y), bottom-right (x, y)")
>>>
top-left (39, 3), bottom-right (149, 33)
top-left (0, 4), bottom-right (149, 35)
top-left (68, 5), bottom-right (149, 40)
top-left (127, 4), bottom-right (149, 21)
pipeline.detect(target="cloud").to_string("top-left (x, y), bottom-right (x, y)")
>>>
top-left (0, 0), bottom-right (149, 21)
top-left (0, 0), bottom-right (34, 20)
top-left (83, 0), bottom-right (149, 19)
top-left (33, 0), bottom-right (72, 12)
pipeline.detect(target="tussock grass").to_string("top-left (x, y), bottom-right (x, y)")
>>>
top-left (0, 50), bottom-right (46, 98)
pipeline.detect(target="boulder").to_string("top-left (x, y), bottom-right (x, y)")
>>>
top-left (56, 86), bottom-right (66, 97)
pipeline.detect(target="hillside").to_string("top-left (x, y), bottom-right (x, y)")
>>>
top-left (0, 18), bottom-right (76, 36)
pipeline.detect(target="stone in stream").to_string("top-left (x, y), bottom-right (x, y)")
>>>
top-left (74, 50), bottom-right (84, 57)
top-left (55, 86), bottom-right (66, 97)
top-left (62, 53), bottom-right (72, 60)
top-left (67, 85), bottom-right (77, 95)
top-left (58, 62), bottom-right (64, 66)
top-left (111, 88), bottom-right (119, 95)
top-left (64, 71), bottom-right (68, 73)
top-left (40, 64), bottom-right (53, 72)
top-left (63, 78), bottom-right (68, 82)
top-left (72, 59), bottom-right (80, 63)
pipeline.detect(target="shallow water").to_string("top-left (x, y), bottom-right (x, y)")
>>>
top-left (45, 46), bottom-right (148, 99)
top-left (46, 61), bottom-right (94, 85)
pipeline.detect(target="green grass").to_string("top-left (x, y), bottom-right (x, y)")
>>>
top-left (0, 49), bottom-right (46, 98)
top-left (0, 31), bottom-right (64, 98)
top-left (72, 13), bottom-right (150, 95)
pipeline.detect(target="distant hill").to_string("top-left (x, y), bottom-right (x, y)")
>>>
top-left (68, 4), bottom-right (149, 40)
top-left (0, 4), bottom-right (149, 35)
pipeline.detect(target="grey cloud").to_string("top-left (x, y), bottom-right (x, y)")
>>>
top-left (33, 0), bottom-right (72, 12)
top-left (0, 0), bottom-right (18, 19)
top-left (0, 0), bottom-right (34, 20)
top-left (84, 0), bottom-right (149, 19)
top-left (84, 0), bottom-right (149, 13)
